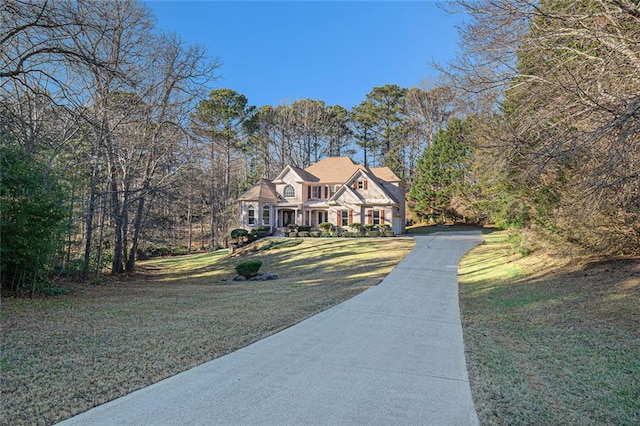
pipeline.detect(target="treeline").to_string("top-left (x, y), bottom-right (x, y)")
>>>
top-left (0, 0), bottom-right (454, 294)
top-left (3, 0), bottom-right (637, 295)
top-left (422, 0), bottom-right (640, 255)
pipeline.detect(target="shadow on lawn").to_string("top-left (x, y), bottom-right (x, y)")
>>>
top-left (138, 238), bottom-right (413, 286)
top-left (461, 251), bottom-right (640, 425)
top-left (407, 223), bottom-right (498, 235)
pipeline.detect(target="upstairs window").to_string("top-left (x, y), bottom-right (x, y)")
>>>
top-left (353, 179), bottom-right (368, 190)
top-left (284, 185), bottom-right (295, 198)
top-left (311, 186), bottom-right (319, 199)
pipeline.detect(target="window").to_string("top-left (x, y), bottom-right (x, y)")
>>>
top-left (329, 185), bottom-right (337, 197)
top-left (248, 206), bottom-right (255, 225)
top-left (284, 185), bottom-right (295, 198)
top-left (311, 186), bottom-right (319, 199)
top-left (372, 210), bottom-right (380, 225)
top-left (262, 206), bottom-right (270, 225)
top-left (341, 210), bottom-right (349, 227)
top-left (354, 180), bottom-right (368, 190)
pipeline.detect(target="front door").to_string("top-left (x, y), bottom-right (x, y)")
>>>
top-left (282, 210), bottom-right (293, 227)
top-left (318, 211), bottom-right (327, 225)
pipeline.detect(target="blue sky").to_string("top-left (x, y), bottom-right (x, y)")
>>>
top-left (146, 1), bottom-right (464, 109)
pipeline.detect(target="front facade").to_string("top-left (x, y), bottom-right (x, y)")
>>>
top-left (237, 157), bottom-right (406, 235)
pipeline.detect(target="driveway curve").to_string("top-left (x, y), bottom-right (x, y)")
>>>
top-left (59, 231), bottom-right (483, 426)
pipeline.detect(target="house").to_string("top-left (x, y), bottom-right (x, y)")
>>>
top-left (237, 157), bottom-right (406, 235)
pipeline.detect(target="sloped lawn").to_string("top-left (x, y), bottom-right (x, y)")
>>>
top-left (459, 231), bottom-right (640, 425)
top-left (1, 237), bottom-right (414, 425)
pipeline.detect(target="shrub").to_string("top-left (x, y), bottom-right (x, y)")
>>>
top-left (298, 231), bottom-right (310, 237)
top-left (235, 260), bottom-right (262, 278)
top-left (319, 222), bottom-right (333, 231)
top-left (1, 144), bottom-right (67, 295)
top-left (251, 229), bottom-right (268, 239)
top-left (321, 232), bottom-right (332, 237)
top-left (349, 222), bottom-right (362, 231)
top-left (288, 231), bottom-right (298, 237)
top-left (298, 225), bottom-right (312, 232)
top-left (230, 228), bottom-right (249, 243)
top-left (310, 231), bottom-right (321, 237)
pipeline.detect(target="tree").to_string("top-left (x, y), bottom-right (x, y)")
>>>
top-left (404, 85), bottom-right (456, 184)
top-left (0, 142), bottom-right (67, 295)
top-left (354, 85), bottom-right (408, 177)
top-left (409, 118), bottom-right (473, 223)
top-left (290, 99), bottom-right (330, 167)
top-left (349, 100), bottom-right (379, 167)
top-left (326, 105), bottom-right (354, 157)
top-left (447, 0), bottom-right (640, 254)
top-left (191, 89), bottom-right (255, 249)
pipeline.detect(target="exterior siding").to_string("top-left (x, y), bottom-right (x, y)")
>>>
top-left (238, 158), bottom-right (406, 234)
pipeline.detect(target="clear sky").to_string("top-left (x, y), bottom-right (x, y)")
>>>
top-left (145, 1), bottom-right (464, 110)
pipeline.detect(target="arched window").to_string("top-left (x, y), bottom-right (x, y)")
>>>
top-left (247, 205), bottom-right (255, 225)
top-left (262, 206), bottom-right (270, 225)
top-left (283, 185), bottom-right (295, 198)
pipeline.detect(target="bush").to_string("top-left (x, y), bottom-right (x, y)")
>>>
top-left (287, 231), bottom-right (298, 237)
top-left (321, 232), bottom-right (332, 237)
top-left (235, 260), bottom-right (262, 279)
top-left (1, 144), bottom-right (67, 295)
top-left (310, 231), bottom-right (321, 237)
top-left (230, 228), bottom-right (249, 244)
top-left (298, 231), bottom-right (310, 238)
top-left (251, 229), bottom-right (268, 239)
top-left (298, 225), bottom-right (312, 232)
top-left (349, 222), bottom-right (362, 233)
top-left (319, 222), bottom-right (333, 231)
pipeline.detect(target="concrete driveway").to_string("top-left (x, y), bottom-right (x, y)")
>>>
top-left (59, 231), bottom-right (483, 425)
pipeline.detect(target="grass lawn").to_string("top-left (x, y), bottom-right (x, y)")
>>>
top-left (1, 237), bottom-right (414, 425)
top-left (459, 231), bottom-right (640, 425)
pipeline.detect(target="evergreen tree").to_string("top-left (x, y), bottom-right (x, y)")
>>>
top-left (0, 142), bottom-right (67, 295)
top-left (409, 118), bottom-right (472, 223)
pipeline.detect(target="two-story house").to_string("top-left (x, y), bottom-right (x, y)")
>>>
top-left (237, 157), bottom-right (406, 235)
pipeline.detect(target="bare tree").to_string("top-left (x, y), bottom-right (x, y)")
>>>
top-left (447, 0), bottom-right (640, 254)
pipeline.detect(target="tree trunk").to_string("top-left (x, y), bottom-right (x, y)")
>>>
top-left (126, 184), bottom-right (148, 272)
top-left (82, 161), bottom-right (99, 276)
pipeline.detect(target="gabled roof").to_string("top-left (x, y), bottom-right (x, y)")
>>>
top-left (237, 179), bottom-right (280, 202)
top-left (328, 167), bottom-right (401, 206)
top-left (304, 157), bottom-right (401, 185)
top-left (370, 167), bottom-right (401, 183)
top-left (273, 165), bottom-right (318, 183)
top-left (304, 157), bottom-right (361, 183)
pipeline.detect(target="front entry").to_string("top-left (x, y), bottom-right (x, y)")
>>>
top-left (282, 210), bottom-right (294, 227)
top-left (317, 211), bottom-right (327, 225)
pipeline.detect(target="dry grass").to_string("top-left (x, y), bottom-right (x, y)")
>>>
top-left (459, 231), bottom-right (640, 425)
top-left (1, 237), bottom-right (415, 425)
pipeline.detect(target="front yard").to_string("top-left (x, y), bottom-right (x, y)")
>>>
top-left (459, 231), bottom-right (640, 424)
top-left (1, 238), bottom-right (415, 425)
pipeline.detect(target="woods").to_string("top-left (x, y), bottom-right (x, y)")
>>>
top-left (443, 0), bottom-right (640, 254)
top-left (0, 0), bottom-right (445, 295)
top-left (2, 0), bottom-right (639, 295)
